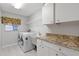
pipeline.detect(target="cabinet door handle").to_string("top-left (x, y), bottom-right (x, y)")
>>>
top-left (56, 54), bottom-right (58, 56)
top-left (56, 20), bottom-right (60, 21)
top-left (59, 48), bottom-right (61, 51)
top-left (42, 47), bottom-right (44, 48)
top-left (39, 45), bottom-right (41, 47)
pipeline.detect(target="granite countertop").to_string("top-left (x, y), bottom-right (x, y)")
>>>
top-left (36, 33), bottom-right (79, 51)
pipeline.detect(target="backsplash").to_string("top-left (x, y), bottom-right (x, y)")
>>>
top-left (46, 33), bottom-right (79, 48)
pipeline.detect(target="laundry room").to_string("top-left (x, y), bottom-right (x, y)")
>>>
top-left (1, 2), bottom-right (79, 56)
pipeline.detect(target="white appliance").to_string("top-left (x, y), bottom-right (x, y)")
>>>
top-left (18, 32), bottom-right (34, 53)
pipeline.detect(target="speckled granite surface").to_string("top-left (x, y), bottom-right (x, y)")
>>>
top-left (46, 33), bottom-right (79, 48)
top-left (37, 33), bottom-right (79, 51)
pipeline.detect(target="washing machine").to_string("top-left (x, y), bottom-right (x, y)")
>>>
top-left (18, 32), bottom-right (34, 53)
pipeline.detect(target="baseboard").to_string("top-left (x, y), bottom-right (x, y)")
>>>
top-left (2, 43), bottom-right (17, 48)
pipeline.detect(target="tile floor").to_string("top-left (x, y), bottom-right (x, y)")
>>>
top-left (0, 45), bottom-right (37, 56)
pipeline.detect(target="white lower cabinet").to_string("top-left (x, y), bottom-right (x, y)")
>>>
top-left (37, 39), bottom-right (48, 56)
top-left (48, 49), bottom-right (58, 56)
top-left (48, 48), bottom-right (64, 56)
top-left (37, 39), bottom-right (64, 56)
top-left (37, 45), bottom-right (48, 56)
top-left (58, 47), bottom-right (79, 56)
top-left (37, 39), bottom-right (63, 56)
top-left (37, 39), bottom-right (79, 56)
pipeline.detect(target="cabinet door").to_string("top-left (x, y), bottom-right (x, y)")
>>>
top-left (37, 45), bottom-right (43, 56)
top-left (48, 48), bottom-right (58, 56)
top-left (48, 48), bottom-right (64, 56)
top-left (37, 39), bottom-right (48, 56)
top-left (37, 39), bottom-right (42, 56)
top-left (42, 3), bottom-right (54, 24)
top-left (55, 3), bottom-right (79, 23)
top-left (37, 45), bottom-right (49, 56)
top-left (37, 39), bottom-right (42, 47)
top-left (58, 46), bottom-right (79, 56)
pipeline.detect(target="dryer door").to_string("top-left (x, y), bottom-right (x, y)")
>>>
top-left (22, 36), bottom-right (34, 52)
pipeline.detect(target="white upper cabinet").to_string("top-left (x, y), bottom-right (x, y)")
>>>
top-left (55, 3), bottom-right (79, 23)
top-left (42, 3), bottom-right (79, 24)
top-left (42, 3), bottom-right (54, 24)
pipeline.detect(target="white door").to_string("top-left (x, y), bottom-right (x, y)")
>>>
top-left (55, 3), bottom-right (79, 23)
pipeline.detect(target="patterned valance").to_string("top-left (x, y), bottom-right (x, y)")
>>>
top-left (1, 16), bottom-right (21, 25)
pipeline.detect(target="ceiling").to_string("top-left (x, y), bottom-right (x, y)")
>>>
top-left (0, 3), bottom-right (43, 16)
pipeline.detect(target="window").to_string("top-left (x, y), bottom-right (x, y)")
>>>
top-left (5, 25), bottom-right (18, 31)
top-left (13, 25), bottom-right (18, 31)
top-left (5, 25), bottom-right (13, 31)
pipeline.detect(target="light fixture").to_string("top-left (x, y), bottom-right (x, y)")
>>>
top-left (11, 3), bottom-right (23, 9)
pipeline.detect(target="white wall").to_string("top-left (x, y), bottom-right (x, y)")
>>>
top-left (29, 10), bottom-right (79, 36)
top-left (28, 10), bottom-right (54, 34)
top-left (1, 11), bottom-right (28, 47)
